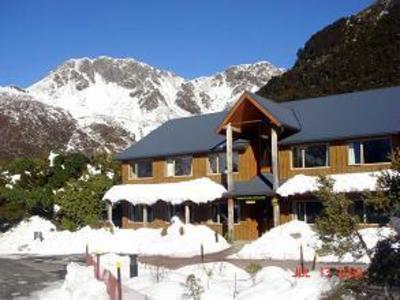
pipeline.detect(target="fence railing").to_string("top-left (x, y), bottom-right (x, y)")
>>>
top-left (85, 253), bottom-right (148, 300)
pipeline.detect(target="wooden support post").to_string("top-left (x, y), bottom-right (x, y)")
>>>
top-left (107, 202), bottom-right (113, 224)
top-left (228, 197), bottom-right (234, 241)
top-left (143, 205), bottom-right (148, 227)
top-left (270, 127), bottom-right (279, 192)
top-left (272, 197), bottom-right (280, 227)
top-left (185, 203), bottom-right (190, 224)
top-left (226, 122), bottom-right (235, 242)
top-left (226, 122), bottom-right (234, 193)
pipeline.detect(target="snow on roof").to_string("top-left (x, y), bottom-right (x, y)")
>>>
top-left (103, 177), bottom-right (227, 205)
top-left (277, 171), bottom-right (389, 197)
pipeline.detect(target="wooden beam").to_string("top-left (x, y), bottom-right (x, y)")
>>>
top-left (107, 202), bottom-right (113, 224)
top-left (271, 127), bottom-right (279, 191)
top-left (272, 197), bottom-right (280, 227)
top-left (185, 203), bottom-right (190, 224)
top-left (226, 122), bottom-right (234, 192)
top-left (228, 198), bottom-right (234, 241)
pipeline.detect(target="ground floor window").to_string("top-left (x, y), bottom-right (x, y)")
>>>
top-left (352, 200), bottom-right (389, 224)
top-left (211, 202), bottom-right (240, 224)
top-left (295, 201), bottom-right (323, 223)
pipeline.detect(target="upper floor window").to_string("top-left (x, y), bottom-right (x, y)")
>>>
top-left (208, 152), bottom-right (239, 174)
top-left (292, 144), bottom-right (329, 168)
top-left (348, 138), bottom-right (391, 165)
top-left (165, 156), bottom-right (192, 177)
top-left (130, 160), bottom-right (153, 178)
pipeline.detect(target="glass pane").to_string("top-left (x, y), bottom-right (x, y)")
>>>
top-left (305, 202), bottom-right (323, 223)
top-left (136, 160), bottom-right (152, 178)
top-left (292, 147), bottom-right (303, 168)
top-left (133, 205), bottom-right (143, 222)
top-left (348, 142), bottom-right (361, 164)
top-left (352, 200), bottom-right (365, 223)
top-left (217, 152), bottom-right (238, 173)
top-left (208, 154), bottom-right (219, 174)
top-left (296, 202), bottom-right (305, 221)
top-left (259, 138), bottom-right (271, 167)
top-left (219, 153), bottom-right (227, 173)
top-left (366, 205), bottom-right (389, 224)
top-left (174, 156), bottom-right (192, 176)
top-left (363, 139), bottom-right (391, 163)
top-left (233, 152), bottom-right (239, 172)
top-left (304, 145), bottom-right (328, 167)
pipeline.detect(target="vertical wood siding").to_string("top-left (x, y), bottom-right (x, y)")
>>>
top-left (278, 135), bottom-right (399, 180)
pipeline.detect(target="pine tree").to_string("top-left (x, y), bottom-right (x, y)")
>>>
top-left (314, 176), bottom-right (370, 260)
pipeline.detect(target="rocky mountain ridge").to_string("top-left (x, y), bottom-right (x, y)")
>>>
top-left (0, 57), bottom-right (283, 159)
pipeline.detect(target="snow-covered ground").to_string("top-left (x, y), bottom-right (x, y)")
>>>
top-left (30, 263), bottom-right (108, 300)
top-left (34, 254), bottom-right (336, 300)
top-left (230, 220), bottom-right (395, 263)
top-left (0, 216), bottom-right (229, 257)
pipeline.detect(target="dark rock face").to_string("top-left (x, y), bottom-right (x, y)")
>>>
top-left (257, 0), bottom-right (400, 101)
top-left (175, 82), bottom-right (201, 114)
top-left (0, 90), bottom-right (84, 159)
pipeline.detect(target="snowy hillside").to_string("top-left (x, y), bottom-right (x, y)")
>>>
top-left (27, 56), bottom-right (283, 152)
top-left (0, 87), bottom-right (100, 159)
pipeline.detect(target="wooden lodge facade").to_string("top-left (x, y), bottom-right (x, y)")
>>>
top-left (105, 86), bottom-right (400, 240)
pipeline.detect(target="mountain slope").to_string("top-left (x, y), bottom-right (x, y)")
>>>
top-left (257, 0), bottom-right (400, 101)
top-left (27, 57), bottom-right (283, 151)
top-left (0, 87), bottom-right (100, 159)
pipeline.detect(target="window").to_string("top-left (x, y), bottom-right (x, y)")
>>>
top-left (216, 202), bottom-right (240, 224)
top-left (130, 160), bottom-right (152, 178)
top-left (348, 138), bottom-right (391, 165)
top-left (259, 138), bottom-right (271, 168)
top-left (207, 152), bottom-right (239, 174)
top-left (292, 145), bottom-right (329, 168)
top-left (165, 156), bottom-right (192, 177)
top-left (352, 200), bottom-right (389, 224)
top-left (127, 204), bottom-right (143, 222)
top-left (296, 201), bottom-right (323, 223)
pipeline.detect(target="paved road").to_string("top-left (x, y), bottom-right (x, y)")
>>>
top-left (0, 255), bottom-right (84, 300)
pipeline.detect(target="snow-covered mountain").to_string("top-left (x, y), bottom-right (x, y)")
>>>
top-left (0, 87), bottom-right (98, 159)
top-left (1, 56), bottom-right (283, 158)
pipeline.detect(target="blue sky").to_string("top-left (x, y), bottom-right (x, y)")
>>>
top-left (0, 0), bottom-right (372, 87)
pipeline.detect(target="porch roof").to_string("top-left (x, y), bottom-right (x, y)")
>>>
top-left (224, 173), bottom-right (275, 198)
top-left (102, 177), bottom-right (227, 206)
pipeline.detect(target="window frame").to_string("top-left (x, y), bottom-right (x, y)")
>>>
top-left (291, 143), bottom-right (330, 169)
top-left (128, 160), bottom-right (153, 179)
top-left (348, 137), bottom-right (392, 166)
top-left (165, 155), bottom-right (193, 178)
top-left (207, 151), bottom-right (240, 175)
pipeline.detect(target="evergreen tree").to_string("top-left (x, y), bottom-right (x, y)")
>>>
top-left (314, 176), bottom-right (370, 260)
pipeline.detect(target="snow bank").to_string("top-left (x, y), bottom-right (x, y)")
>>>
top-left (32, 263), bottom-right (108, 300)
top-left (277, 171), bottom-right (389, 197)
top-left (124, 261), bottom-right (334, 300)
top-left (33, 257), bottom-right (335, 300)
top-left (0, 216), bottom-right (229, 257)
top-left (231, 220), bottom-right (395, 263)
top-left (103, 177), bottom-right (227, 205)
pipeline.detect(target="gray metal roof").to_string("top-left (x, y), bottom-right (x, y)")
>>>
top-left (117, 111), bottom-right (247, 161)
top-left (225, 173), bottom-right (275, 197)
top-left (247, 92), bottom-right (301, 131)
top-left (118, 86), bottom-right (400, 160)
top-left (279, 86), bottom-right (400, 145)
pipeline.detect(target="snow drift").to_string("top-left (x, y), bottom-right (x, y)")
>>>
top-left (0, 216), bottom-right (229, 257)
top-left (231, 220), bottom-right (395, 263)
